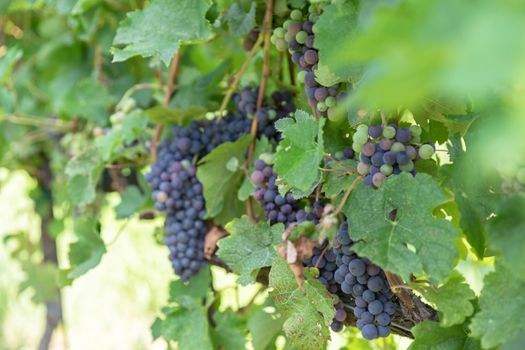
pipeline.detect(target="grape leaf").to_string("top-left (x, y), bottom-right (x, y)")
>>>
top-left (115, 186), bottom-right (147, 219)
top-left (66, 216), bottom-right (105, 279)
top-left (60, 78), bottom-right (114, 125)
top-left (274, 110), bottom-right (325, 194)
top-left (197, 135), bottom-right (251, 226)
top-left (314, 62), bottom-right (342, 87)
top-left (225, 2), bottom-right (256, 37)
top-left (217, 216), bottom-right (283, 285)
top-left (65, 149), bottom-right (103, 206)
top-left (151, 296), bottom-right (213, 350)
top-left (269, 258), bottom-right (335, 350)
top-left (96, 111), bottom-right (148, 161)
top-left (409, 321), bottom-right (482, 350)
top-left (247, 304), bottom-right (284, 350)
top-left (486, 194), bottom-right (525, 280)
top-left (112, 0), bottom-right (213, 65)
top-left (343, 173), bottom-right (458, 282)
top-left (413, 271), bottom-right (476, 327)
top-left (470, 263), bottom-right (525, 348)
top-left (169, 267), bottom-right (211, 302)
top-left (18, 262), bottom-right (59, 304)
top-left (323, 159), bottom-right (358, 198)
top-left (314, 2), bottom-right (359, 81)
top-left (211, 310), bottom-right (247, 350)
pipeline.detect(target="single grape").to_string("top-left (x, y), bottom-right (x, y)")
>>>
top-left (362, 324), bottom-right (379, 340)
top-left (368, 125), bottom-right (383, 138)
top-left (419, 144), bottom-right (435, 159)
top-left (382, 126), bottom-right (396, 139)
top-left (368, 300), bottom-right (384, 315)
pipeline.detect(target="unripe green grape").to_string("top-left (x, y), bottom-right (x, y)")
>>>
top-left (297, 70), bottom-right (307, 82)
top-left (268, 109), bottom-right (277, 120)
top-left (399, 160), bottom-right (414, 172)
top-left (312, 23), bottom-right (319, 34)
top-left (296, 31), bottom-right (308, 44)
top-left (283, 20), bottom-right (291, 29)
top-left (317, 101), bottom-right (328, 112)
top-left (352, 142), bottom-right (363, 153)
top-left (290, 9), bottom-right (303, 21)
top-left (352, 132), bottom-right (368, 145)
top-left (274, 27), bottom-right (285, 38)
top-left (357, 162), bottom-right (371, 176)
top-left (517, 168), bottom-right (525, 184)
top-left (334, 151), bottom-right (343, 159)
top-left (380, 164), bottom-right (393, 176)
top-left (284, 33), bottom-right (292, 42)
top-left (412, 135), bottom-right (421, 143)
top-left (357, 124), bottom-right (369, 134)
top-left (309, 13), bottom-right (319, 22)
top-left (276, 38), bottom-right (288, 51)
top-left (382, 126), bottom-right (396, 139)
top-left (259, 153), bottom-right (275, 165)
top-left (410, 125), bottom-right (422, 137)
top-left (418, 144), bottom-right (435, 159)
top-left (391, 142), bottom-right (405, 152)
top-left (270, 35), bottom-right (277, 45)
top-left (325, 96), bottom-right (336, 108)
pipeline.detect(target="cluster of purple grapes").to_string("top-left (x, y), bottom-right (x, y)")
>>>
top-left (352, 124), bottom-right (435, 188)
top-left (233, 87), bottom-right (295, 139)
top-left (304, 221), bottom-right (397, 339)
top-left (271, 7), bottom-right (345, 118)
top-left (251, 159), bottom-right (323, 225)
top-left (146, 114), bottom-right (253, 280)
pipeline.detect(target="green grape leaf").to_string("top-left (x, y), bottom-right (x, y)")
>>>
top-left (67, 216), bottom-right (106, 279)
top-left (151, 296), bottom-right (213, 350)
top-left (218, 216), bottom-right (283, 285)
top-left (144, 105), bottom-right (207, 125)
top-left (112, 0), bottom-right (213, 65)
top-left (409, 321), bottom-right (482, 350)
top-left (0, 47), bottom-right (22, 84)
top-left (197, 135), bottom-right (251, 226)
top-left (71, 0), bottom-right (102, 15)
top-left (470, 263), bottom-right (525, 348)
top-left (19, 262), bottom-right (60, 304)
top-left (486, 194), bottom-right (525, 279)
top-left (269, 258), bottom-right (335, 350)
top-left (169, 267), bottom-right (211, 302)
top-left (413, 271), bottom-right (476, 327)
top-left (60, 78), bottom-right (114, 125)
top-left (274, 110), bottom-right (325, 194)
top-left (225, 2), bottom-right (256, 37)
top-left (115, 186), bottom-right (148, 219)
top-left (247, 304), bottom-right (284, 350)
top-left (314, 62), bottom-right (342, 87)
top-left (211, 310), bottom-right (247, 350)
top-left (314, 2), bottom-right (359, 81)
top-left (323, 159), bottom-right (358, 198)
top-left (343, 173), bottom-right (458, 282)
top-left (65, 149), bottom-right (103, 206)
top-left (96, 111), bottom-right (148, 162)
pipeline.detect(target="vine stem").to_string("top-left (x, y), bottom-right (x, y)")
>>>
top-left (246, 0), bottom-right (273, 223)
top-left (217, 35), bottom-right (264, 120)
top-left (150, 51), bottom-right (182, 161)
top-left (286, 51), bottom-right (295, 86)
top-left (385, 271), bottom-right (416, 309)
top-left (0, 114), bottom-right (71, 130)
top-left (333, 176), bottom-right (363, 216)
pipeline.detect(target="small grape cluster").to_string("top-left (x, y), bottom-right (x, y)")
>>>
top-left (251, 159), bottom-right (323, 225)
top-left (271, 7), bottom-right (345, 118)
top-left (332, 221), bottom-right (396, 339)
top-left (146, 114), bottom-right (253, 280)
top-left (352, 124), bottom-right (435, 188)
top-left (233, 87), bottom-right (295, 139)
top-left (500, 164), bottom-right (525, 193)
top-left (304, 221), bottom-right (398, 339)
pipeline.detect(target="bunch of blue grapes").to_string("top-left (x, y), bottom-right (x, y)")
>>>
top-left (271, 7), bottom-right (345, 118)
top-left (304, 221), bottom-right (398, 339)
top-left (145, 114), bottom-right (253, 280)
top-left (233, 87), bottom-right (295, 139)
top-left (251, 159), bottom-right (323, 225)
top-left (332, 221), bottom-right (397, 339)
top-left (352, 124), bottom-right (436, 188)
